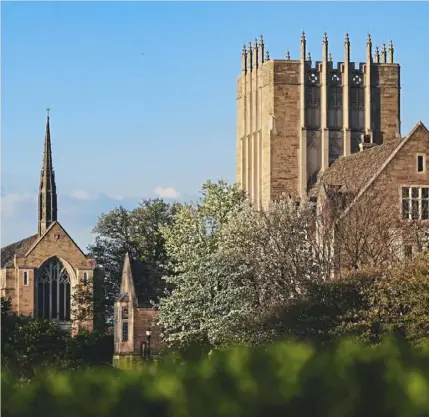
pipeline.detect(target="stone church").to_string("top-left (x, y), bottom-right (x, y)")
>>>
top-left (1, 112), bottom-right (96, 331)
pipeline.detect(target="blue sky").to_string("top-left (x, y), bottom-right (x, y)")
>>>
top-left (2, 1), bottom-right (429, 251)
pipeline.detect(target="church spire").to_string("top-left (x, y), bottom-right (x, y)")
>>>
top-left (38, 108), bottom-right (57, 236)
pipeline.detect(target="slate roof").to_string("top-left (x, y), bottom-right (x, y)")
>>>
top-left (128, 256), bottom-right (169, 307)
top-left (309, 139), bottom-right (403, 198)
top-left (1, 235), bottom-right (38, 268)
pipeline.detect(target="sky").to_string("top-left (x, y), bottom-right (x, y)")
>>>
top-left (2, 1), bottom-right (429, 251)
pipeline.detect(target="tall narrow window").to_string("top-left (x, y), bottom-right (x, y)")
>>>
top-left (121, 306), bottom-right (129, 342)
top-left (417, 155), bottom-right (425, 173)
top-left (23, 271), bottom-right (28, 286)
top-left (83, 272), bottom-right (88, 285)
top-left (122, 322), bottom-right (129, 342)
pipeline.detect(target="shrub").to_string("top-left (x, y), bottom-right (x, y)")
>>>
top-left (2, 337), bottom-right (429, 417)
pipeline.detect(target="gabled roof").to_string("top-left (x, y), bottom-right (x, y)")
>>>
top-left (116, 252), bottom-right (168, 308)
top-left (24, 221), bottom-right (89, 259)
top-left (309, 139), bottom-right (402, 198)
top-left (310, 121), bottom-right (428, 219)
top-left (1, 235), bottom-right (38, 268)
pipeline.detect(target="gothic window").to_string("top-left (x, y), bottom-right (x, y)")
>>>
top-left (329, 132), bottom-right (343, 166)
top-left (121, 306), bottom-right (129, 342)
top-left (305, 86), bottom-right (321, 129)
top-left (36, 257), bottom-right (71, 322)
top-left (350, 72), bottom-right (365, 130)
top-left (328, 82), bottom-right (343, 130)
top-left (122, 322), bottom-right (129, 342)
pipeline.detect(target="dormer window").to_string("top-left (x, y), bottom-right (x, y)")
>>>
top-left (417, 155), bottom-right (425, 173)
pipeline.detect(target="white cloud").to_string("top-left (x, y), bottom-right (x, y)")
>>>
top-left (154, 186), bottom-right (180, 199)
top-left (0, 193), bottom-right (36, 218)
top-left (69, 189), bottom-right (97, 200)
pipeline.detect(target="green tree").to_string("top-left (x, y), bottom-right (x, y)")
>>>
top-left (88, 199), bottom-right (177, 324)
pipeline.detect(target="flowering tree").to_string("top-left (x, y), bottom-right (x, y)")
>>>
top-left (156, 183), bottom-right (324, 349)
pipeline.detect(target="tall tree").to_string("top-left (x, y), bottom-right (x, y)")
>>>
top-left (156, 183), bottom-right (324, 349)
top-left (87, 199), bottom-right (177, 324)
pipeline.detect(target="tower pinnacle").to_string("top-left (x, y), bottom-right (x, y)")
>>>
top-left (38, 109), bottom-right (57, 236)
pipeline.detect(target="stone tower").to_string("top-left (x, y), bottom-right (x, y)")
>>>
top-left (236, 33), bottom-right (401, 209)
top-left (38, 109), bottom-right (58, 235)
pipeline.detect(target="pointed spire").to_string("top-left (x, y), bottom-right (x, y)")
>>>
top-left (259, 34), bottom-right (265, 65)
top-left (344, 33), bottom-right (350, 63)
top-left (328, 52), bottom-right (332, 62)
top-left (38, 108), bottom-right (57, 236)
top-left (253, 38), bottom-right (259, 69)
top-left (366, 33), bottom-right (372, 63)
top-left (374, 45), bottom-right (380, 63)
top-left (286, 49), bottom-right (291, 60)
top-left (241, 44), bottom-right (247, 74)
top-left (388, 40), bottom-right (394, 63)
top-left (322, 32), bottom-right (328, 62)
top-left (300, 31), bottom-right (306, 60)
top-left (248, 41), bottom-right (253, 71)
top-left (381, 43), bottom-right (387, 63)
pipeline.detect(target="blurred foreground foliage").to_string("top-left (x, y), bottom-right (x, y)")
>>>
top-left (3, 337), bottom-right (429, 417)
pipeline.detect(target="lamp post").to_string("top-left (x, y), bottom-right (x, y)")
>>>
top-left (145, 328), bottom-right (152, 360)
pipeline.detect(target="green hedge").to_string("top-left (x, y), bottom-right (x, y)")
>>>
top-left (3, 338), bottom-right (429, 417)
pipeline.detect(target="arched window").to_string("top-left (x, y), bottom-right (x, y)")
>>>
top-left (121, 306), bottom-right (129, 341)
top-left (36, 257), bottom-right (71, 321)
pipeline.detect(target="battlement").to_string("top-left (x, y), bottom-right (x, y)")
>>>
top-left (237, 32), bottom-right (401, 209)
top-left (241, 33), bottom-right (397, 76)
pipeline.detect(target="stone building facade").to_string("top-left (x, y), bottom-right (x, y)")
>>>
top-left (310, 121), bottom-right (429, 271)
top-left (113, 253), bottom-right (164, 368)
top-left (0, 112), bottom-right (96, 332)
top-left (236, 33), bottom-right (401, 209)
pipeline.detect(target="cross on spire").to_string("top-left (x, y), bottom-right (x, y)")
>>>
top-left (46, 107), bottom-right (51, 117)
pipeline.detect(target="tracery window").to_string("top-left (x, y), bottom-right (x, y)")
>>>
top-left (36, 257), bottom-right (71, 321)
top-left (328, 73), bottom-right (343, 130)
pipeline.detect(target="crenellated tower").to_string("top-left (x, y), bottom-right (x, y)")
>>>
top-left (38, 108), bottom-right (58, 236)
top-left (236, 33), bottom-right (401, 208)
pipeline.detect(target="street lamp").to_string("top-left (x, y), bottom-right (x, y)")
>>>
top-left (145, 328), bottom-right (152, 360)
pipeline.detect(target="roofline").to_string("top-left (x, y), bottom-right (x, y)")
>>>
top-left (337, 121), bottom-right (426, 222)
top-left (24, 221), bottom-right (89, 259)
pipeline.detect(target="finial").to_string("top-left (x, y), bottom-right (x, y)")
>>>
top-left (248, 41), bottom-right (252, 52)
top-left (367, 33), bottom-right (372, 45)
top-left (374, 45), bottom-right (380, 63)
top-left (381, 43), bottom-right (387, 63)
top-left (242, 44), bottom-right (247, 55)
top-left (265, 50), bottom-right (270, 61)
top-left (260, 34), bottom-right (264, 45)
top-left (46, 107), bottom-right (51, 118)
top-left (286, 50), bottom-right (291, 60)
top-left (254, 38), bottom-right (258, 48)
top-left (388, 40), bottom-right (394, 63)
top-left (323, 32), bottom-right (328, 43)
top-left (307, 52), bottom-right (311, 61)
top-left (345, 33), bottom-right (350, 44)
top-left (301, 31), bottom-right (306, 42)
top-left (328, 52), bottom-right (332, 62)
